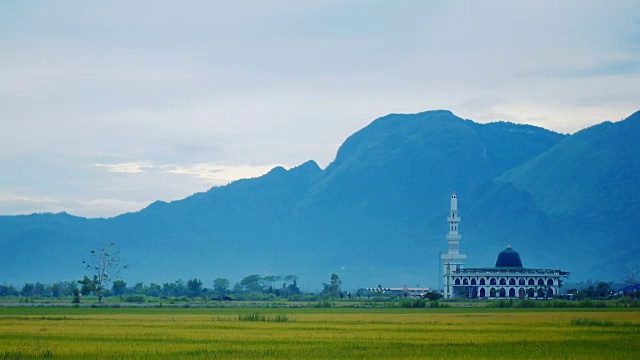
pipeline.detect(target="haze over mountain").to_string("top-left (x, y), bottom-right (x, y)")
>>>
top-left (1, 109), bottom-right (638, 290)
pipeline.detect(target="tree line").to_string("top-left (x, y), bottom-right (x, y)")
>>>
top-left (0, 273), bottom-right (339, 302)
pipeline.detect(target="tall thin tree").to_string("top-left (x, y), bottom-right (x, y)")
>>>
top-left (82, 242), bottom-right (127, 303)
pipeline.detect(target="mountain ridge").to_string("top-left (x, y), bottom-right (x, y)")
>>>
top-left (1, 109), bottom-right (637, 289)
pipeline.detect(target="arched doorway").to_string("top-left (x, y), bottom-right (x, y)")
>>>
top-left (547, 288), bottom-right (554, 298)
top-left (527, 288), bottom-right (535, 298)
top-left (509, 288), bottom-right (516, 298)
top-left (518, 288), bottom-right (525, 299)
top-left (490, 288), bottom-right (496, 298)
top-left (499, 288), bottom-right (506, 298)
top-left (480, 288), bottom-right (486, 298)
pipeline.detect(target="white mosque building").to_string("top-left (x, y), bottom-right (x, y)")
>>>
top-left (440, 192), bottom-right (569, 299)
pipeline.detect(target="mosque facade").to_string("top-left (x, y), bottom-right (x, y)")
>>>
top-left (441, 192), bottom-right (569, 299)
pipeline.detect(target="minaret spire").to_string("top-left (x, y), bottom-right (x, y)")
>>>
top-left (440, 191), bottom-right (467, 298)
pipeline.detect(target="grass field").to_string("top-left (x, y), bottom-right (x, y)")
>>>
top-left (1, 307), bottom-right (639, 359)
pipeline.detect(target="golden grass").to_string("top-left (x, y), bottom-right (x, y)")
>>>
top-left (1, 308), bottom-right (639, 359)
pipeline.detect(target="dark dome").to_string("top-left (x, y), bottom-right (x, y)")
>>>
top-left (495, 246), bottom-right (523, 267)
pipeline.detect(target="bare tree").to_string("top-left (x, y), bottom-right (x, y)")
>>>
top-left (624, 266), bottom-right (640, 286)
top-left (82, 242), bottom-right (127, 303)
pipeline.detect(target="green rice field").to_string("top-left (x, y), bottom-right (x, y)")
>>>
top-left (1, 307), bottom-right (639, 359)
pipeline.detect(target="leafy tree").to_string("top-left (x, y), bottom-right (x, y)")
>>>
top-left (422, 291), bottom-right (443, 301)
top-left (213, 278), bottom-right (230, 296)
top-left (78, 276), bottom-right (96, 296)
top-left (187, 278), bottom-right (203, 298)
top-left (232, 282), bottom-right (244, 294)
top-left (51, 283), bottom-right (62, 298)
top-left (322, 273), bottom-right (342, 298)
top-left (146, 283), bottom-right (162, 298)
top-left (595, 281), bottom-right (613, 299)
top-left (0, 284), bottom-right (18, 297)
top-left (162, 280), bottom-right (187, 298)
top-left (240, 275), bottom-right (264, 293)
top-left (112, 280), bottom-right (127, 296)
top-left (72, 288), bottom-right (81, 303)
top-left (131, 282), bottom-right (145, 295)
top-left (32, 282), bottom-right (47, 297)
top-left (263, 275), bottom-right (282, 293)
top-left (282, 275), bottom-right (301, 297)
top-left (81, 242), bottom-right (127, 303)
top-left (21, 283), bottom-right (34, 297)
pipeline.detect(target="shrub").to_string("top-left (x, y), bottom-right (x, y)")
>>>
top-left (577, 299), bottom-right (595, 308)
top-left (399, 298), bottom-right (427, 308)
top-left (124, 295), bottom-right (145, 303)
top-left (237, 313), bottom-right (294, 322)
top-left (315, 300), bottom-right (332, 308)
top-left (238, 313), bottom-right (267, 322)
top-left (518, 299), bottom-right (537, 308)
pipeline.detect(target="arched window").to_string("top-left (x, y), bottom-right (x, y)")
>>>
top-left (519, 278), bottom-right (525, 286)
top-left (528, 278), bottom-right (535, 286)
top-left (509, 278), bottom-right (516, 285)
top-left (480, 288), bottom-right (486, 297)
top-left (471, 278), bottom-right (477, 285)
top-left (490, 278), bottom-right (497, 285)
top-left (547, 279), bottom-right (554, 286)
top-left (454, 278), bottom-right (461, 285)
top-left (498, 288), bottom-right (506, 298)
top-left (527, 288), bottom-right (535, 298)
top-left (463, 278), bottom-right (469, 285)
top-left (509, 288), bottom-right (516, 298)
top-left (499, 278), bottom-right (506, 285)
top-left (480, 278), bottom-right (486, 285)
top-left (547, 288), bottom-right (554, 298)
top-left (537, 279), bottom-right (544, 286)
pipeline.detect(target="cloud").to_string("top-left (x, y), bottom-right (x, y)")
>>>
top-left (0, 193), bottom-right (59, 205)
top-left (94, 162), bottom-right (153, 173)
top-left (533, 58), bottom-right (640, 78)
top-left (74, 198), bottom-right (151, 217)
top-left (2, 0), bottom-right (640, 218)
top-left (165, 163), bottom-right (281, 182)
top-left (94, 160), bottom-right (282, 183)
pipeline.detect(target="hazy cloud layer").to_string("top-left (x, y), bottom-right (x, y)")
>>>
top-left (1, 0), bottom-right (639, 217)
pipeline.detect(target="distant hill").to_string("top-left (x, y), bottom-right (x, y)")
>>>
top-left (1, 109), bottom-right (638, 290)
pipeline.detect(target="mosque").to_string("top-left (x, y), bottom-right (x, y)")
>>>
top-left (440, 192), bottom-right (569, 299)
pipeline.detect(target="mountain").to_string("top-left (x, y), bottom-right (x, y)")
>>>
top-left (496, 110), bottom-right (640, 278)
top-left (1, 109), bottom-right (637, 290)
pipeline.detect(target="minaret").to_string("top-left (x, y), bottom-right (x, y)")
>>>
top-left (440, 191), bottom-right (467, 298)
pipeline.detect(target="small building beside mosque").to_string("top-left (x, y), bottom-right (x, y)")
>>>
top-left (441, 192), bottom-right (569, 299)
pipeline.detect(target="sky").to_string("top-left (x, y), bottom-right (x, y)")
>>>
top-left (1, 0), bottom-right (639, 218)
